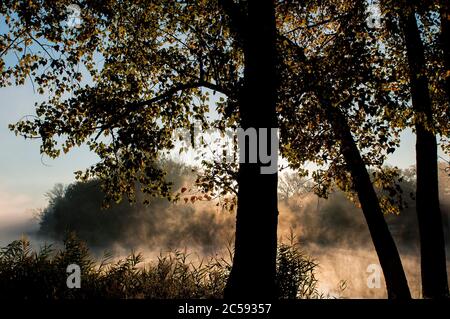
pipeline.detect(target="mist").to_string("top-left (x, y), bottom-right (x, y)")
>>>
top-left (1, 161), bottom-right (449, 298)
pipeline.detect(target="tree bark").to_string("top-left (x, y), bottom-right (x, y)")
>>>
top-left (224, 0), bottom-right (279, 299)
top-left (400, 8), bottom-right (449, 299)
top-left (441, 1), bottom-right (450, 101)
top-left (320, 96), bottom-right (411, 299)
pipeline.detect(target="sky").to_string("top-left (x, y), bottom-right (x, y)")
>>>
top-left (0, 82), bottom-right (99, 225)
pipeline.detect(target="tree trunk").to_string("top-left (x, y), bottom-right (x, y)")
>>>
top-left (224, 0), bottom-right (279, 299)
top-left (320, 96), bottom-right (411, 299)
top-left (400, 8), bottom-right (449, 299)
top-left (441, 1), bottom-right (450, 101)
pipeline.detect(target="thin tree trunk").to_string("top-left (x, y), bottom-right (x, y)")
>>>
top-left (319, 96), bottom-right (411, 299)
top-left (224, 0), bottom-right (279, 298)
top-left (400, 8), bottom-right (449, 298)
top-left (438, 0), bottom-right (450, 289)
top-left (440, 1), bottom-right (450, 101)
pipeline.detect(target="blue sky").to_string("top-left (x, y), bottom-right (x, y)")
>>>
top-left (0, 82), bottom-right (99, 224)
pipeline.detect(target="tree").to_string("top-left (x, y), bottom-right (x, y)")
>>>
top-left (381, 0), bottom-right (449, 298)
top-left (440, 0), bottom-right (450, 101)
top-left (1, 0), bottom-right (281, 297)
top-left (3, 0), bottom-right (447, 299)
top-left (276, 0), bottom-right (411, 298)
top-left (278, 172), bottom-right (310, 203)
top-left (219, 0), bottom-right (279, 298)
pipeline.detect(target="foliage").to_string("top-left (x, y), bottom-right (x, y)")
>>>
top-left (36, 160), bottom-right (224, 249)
top-left (2, 0), bottom-right (449, 298)
top-left (276, 233), bottom-right (318, 299)
top-left (0, 234), bottom-right (319, 299)
top-left (277, 0), bottom-right (406, 203)
top-left (1, 0), bottom-right (240, 204)
top-left (2, 1), bottom-right (447, 210)
top-left (36, 165), bottom-right (438, 255)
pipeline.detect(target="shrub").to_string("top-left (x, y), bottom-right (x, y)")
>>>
top-left (276, 234), bottom-right (319, 299)
top-left (0, 233), bottom-right (318, 299)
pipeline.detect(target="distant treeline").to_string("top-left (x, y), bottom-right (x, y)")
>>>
top-left (37, 161), bottom-right (450, 256)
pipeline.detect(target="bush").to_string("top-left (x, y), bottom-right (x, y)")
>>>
top-left (0, 233), bottom-right (318, 299)
top-left (276, 232), bottom-right (319, 299)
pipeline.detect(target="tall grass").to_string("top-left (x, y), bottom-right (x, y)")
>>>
top-left (0, 233), bottom-right (319, 299)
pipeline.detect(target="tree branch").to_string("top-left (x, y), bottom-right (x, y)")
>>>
top-left (126, 80), bottom-right (231, 111)
top-left (98, 80), bottom-right (232, 133)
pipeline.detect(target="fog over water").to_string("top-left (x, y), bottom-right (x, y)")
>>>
top-left (1, 163), bottom-right (449, 298)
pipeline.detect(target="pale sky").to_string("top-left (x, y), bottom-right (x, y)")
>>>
top-left (0, 82), bottom-right (99, 225)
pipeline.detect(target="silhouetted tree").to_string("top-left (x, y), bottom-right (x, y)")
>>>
top-left (1, 0), bottom-right (280, 297)
top-left (277, 0), bottom-right (411, 298)
top-left (2, 0), bottom-right (448, 299)
top-left (381, 0), bottom-right (449, 298)
top-left (219, 0), bottom-right (279, 298)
